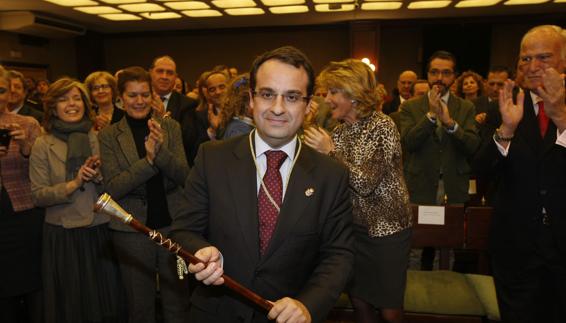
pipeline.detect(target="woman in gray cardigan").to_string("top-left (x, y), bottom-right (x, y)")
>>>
top-left (98, 66), bottom-right (190, 323)
top-left (29, 77), bottom-right (126, 323)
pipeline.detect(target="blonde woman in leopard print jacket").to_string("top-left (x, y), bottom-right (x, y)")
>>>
top-left (305, 59), bottom-right (412, 323)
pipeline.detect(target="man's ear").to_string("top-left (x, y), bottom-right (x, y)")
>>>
top-left (304, 99), bottom-right (312, 116)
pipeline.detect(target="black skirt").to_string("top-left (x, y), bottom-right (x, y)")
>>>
top-left (348, 224), bottom-right (412, 308)
top-left (0, 206), bottom-right (43, 297)
top-left (42, 223), bottom-right (127, 323)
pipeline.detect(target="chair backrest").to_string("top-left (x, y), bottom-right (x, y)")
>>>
top-left (411, 204), bottom-right (466, 249)
top-left (465, 206), bottom-right (493, 250)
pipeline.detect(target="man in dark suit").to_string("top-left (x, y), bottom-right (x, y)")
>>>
top-left (150, 55), bottom-right (208, 166)
top-left (170, 46), bottom-right (354, 323)
top-left (150, 55), bottom-right (197, 122)
top-left (7, 70), bottom-right (43, 123)
top-left (474, 25), bottom-right (566, 322)
top-left (383, 70), bottom-right (417, 115)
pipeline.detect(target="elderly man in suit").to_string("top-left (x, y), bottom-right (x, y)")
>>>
top-left (383, 70), bottom-right (418, 115)
top-left (474, 25), bottom-right (566, 323)
top-left (170, 46), bottom-right (354, 323)
top-left (399, 51), bottom-right (480, 269)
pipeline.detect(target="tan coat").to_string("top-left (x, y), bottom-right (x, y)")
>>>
top-left (29, 130), bottom-right (108, 228)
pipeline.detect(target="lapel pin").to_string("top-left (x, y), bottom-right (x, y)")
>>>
top-left (305, 188), bottom-right (315, 197)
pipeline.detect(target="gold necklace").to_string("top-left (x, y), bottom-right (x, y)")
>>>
top-left (248, 129), bottom-right (302, 212)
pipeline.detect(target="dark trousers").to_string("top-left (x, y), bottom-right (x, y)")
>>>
top-left (112, 228), bottom-right (190, 323)
top-left (492, 224), bottom-right (566, 323)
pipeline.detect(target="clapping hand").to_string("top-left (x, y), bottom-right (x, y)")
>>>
top-left (304, 127), bottom-right (333, 154)
top-left (537, 68), bottom-right (566, 132)
top-left (498, 79), bottom-right (525, 137)
top-left (145, 118), bottom-right (164, 165)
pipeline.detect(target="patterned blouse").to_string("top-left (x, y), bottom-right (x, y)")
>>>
top-left (330, 111), bottom-right (412, 237)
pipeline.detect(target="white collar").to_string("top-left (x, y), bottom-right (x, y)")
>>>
top-left (254, 131), bottom-right (296, 160)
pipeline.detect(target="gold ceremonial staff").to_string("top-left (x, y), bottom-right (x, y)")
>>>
top-left (94, 193), bottom-right (273, 312)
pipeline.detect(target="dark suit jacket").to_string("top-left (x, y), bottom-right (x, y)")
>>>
top-left (170, 135), bottom-right (354, 323)
top-left (167, 91), bottom-right (198, 123)
top-left (399, 93), bottom-right (480, 204)
top-left (473, 91), bottom-right (566, 272)
top-left (382, 95), bottom-right (402, 115)
top-left (17, 103), bottom-right (43, 123)
top-left (179, 106), bottom-right (209, 167)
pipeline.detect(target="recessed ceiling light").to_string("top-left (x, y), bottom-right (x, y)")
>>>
top-left (361, 2), bottom-right (403, 9)
top-left (164, 1), bottom-right (210, 9)
top-left (99, 13), bottom-right (143, 20)
top-left (408, 0), bottom-right (451, 8)
top-left (99, 0), bottom-right (145, 3)
top-left (269, 5), bottom-right (309, 13)
top-left (455, 0), bottom-right (501, 6)
top-left (182, 9), bottom-right (223, 16)
top-left (224, 7), bottom-right (265, 14)
top-left (314, 3), bottom-right (355, 10)
top-left (313, 0), bottom-right (353, 3)
top-left (212, 0), bottom-right (257, 8)
top-left (44, 0), bottom-right (98, 6)
top-left (139, 12), bottom-right (182, 19)
top-left (75, 6), bottom-right (123, 14)
top-left (261, 0), bottom-right (304, 5)
top-left (119, 3), bottom-right (166, 12)
top-left (504, 0), bottom-right (549, 4)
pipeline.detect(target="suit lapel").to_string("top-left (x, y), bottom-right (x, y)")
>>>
top-left (261, 144), bottom-right (316, 262)
top-left (116, 118), bottom-right (140, 166)
top-left (227, 136), bottom-right (260, 265)
top-left (167, 92), bottom-right (180, 120)
top-left (518, 91), bottom-right (542, 154)
top-left (47, 135), bottom-right (67, 163)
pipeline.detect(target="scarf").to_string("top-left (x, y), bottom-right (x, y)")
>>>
top-left (50, 117), bottom-right (93, 181)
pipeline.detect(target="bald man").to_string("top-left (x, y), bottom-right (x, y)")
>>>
top-left (474, 25), bottom-right (566, 323)
top-left (383, 70), bottom-right (417, 115)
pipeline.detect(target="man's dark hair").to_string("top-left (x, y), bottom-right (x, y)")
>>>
top-left (117, 66), bottom-right (152, 96)
top-left (249, 46), bottom-right (315, 97)
top-left (488, 65), bottom-right (512, 79)
top-left (427, 50), bottom-right (457, 73)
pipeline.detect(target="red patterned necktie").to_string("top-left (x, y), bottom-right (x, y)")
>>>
top-left (258, 150), bottom-right (287, 255)
top-left (538, 101), bottom-right (549, 138)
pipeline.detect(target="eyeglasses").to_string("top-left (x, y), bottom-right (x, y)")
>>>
top-left (251, 89), bottom-right (310, 107)
top-left (428, 69), bottom-right (454, 77)
top-left (92, 84), bottom-right (111, 92)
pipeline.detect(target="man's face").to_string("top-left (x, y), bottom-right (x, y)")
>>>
top-left (150, 58), bottom-right (177, 96)
top-left (204, 73), bottom-right (227, 106)
top-left (486, 71), bottom-right (508, 101)
top-left (9, 78), bottom-right (25, 107)
top-left (518, 31), bottom-right (565, 92)
top-left (37, 81), bottom-right (49, 95)
top-left (427, 58), bottom-right (456, 95)
top-left (413, 82), bottom-right (430, 97)
top-left (250, 59), bottom-right (310, 148)
top-left (397, 71), bottom-right (417, 99)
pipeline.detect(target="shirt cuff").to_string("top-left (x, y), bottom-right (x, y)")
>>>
top-left (555, 128), bottom-right (566, 148)
top-left (493, 137), bottom-right (510, 156)
top-left (445, 123), bottom-right (459, 134)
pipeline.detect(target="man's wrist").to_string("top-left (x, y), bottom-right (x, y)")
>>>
top-left (494, 128), bottom-right (514, 142)
top-left (426, 112), bottom-right (437, 123)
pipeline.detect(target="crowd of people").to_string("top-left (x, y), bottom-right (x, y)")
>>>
top-left (0, 24), bottom-right (564, 323)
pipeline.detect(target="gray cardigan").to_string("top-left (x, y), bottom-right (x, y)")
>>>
top-left (30, 130), bottom-right (108, 228)
top-left (98, 116), bottom-right (189, 232)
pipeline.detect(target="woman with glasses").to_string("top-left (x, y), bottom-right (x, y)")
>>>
top-left (29, 77), bottom-right (126, 323)
top-left (99, 66), bottom-right (190, 323)
top-left (218, 73), bottom-right (254, 139)
top-left (304, 59), bottom-right (412, 323)
top-left (84, 71), bottom-right (124, 131)
top-left (0, 66), bottom-right (43, 323)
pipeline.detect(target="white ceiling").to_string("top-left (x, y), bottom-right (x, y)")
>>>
top-left (0, 0), bottom-right (564, 34)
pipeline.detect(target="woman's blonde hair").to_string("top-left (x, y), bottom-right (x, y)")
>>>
top-left (84, 71), bottom-right (118, 103)
top-left (42, 77), bottom-right (93, 132)
top-left (317, 59), bottom-right (382, 119)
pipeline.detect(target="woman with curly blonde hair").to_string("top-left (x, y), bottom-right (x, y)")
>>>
top-left (304, 59), bottom-right (412, 323)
